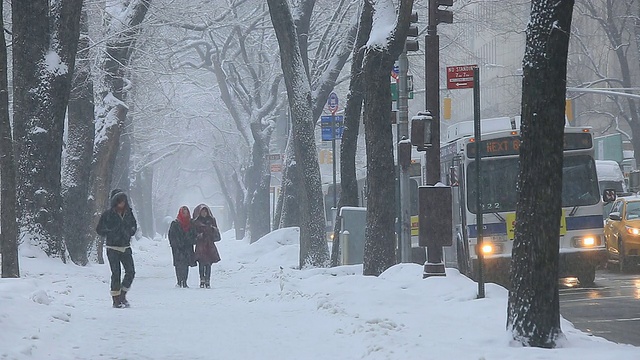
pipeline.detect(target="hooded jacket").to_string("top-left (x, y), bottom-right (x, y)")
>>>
top-left (96, 189), bottom-right (137, 248)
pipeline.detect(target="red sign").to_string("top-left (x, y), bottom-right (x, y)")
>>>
top-left (446, 65), bottom-right (477, 90)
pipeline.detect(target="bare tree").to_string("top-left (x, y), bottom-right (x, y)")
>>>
top-left (507, 0), bottom-right (575, 348)
top-left (0, 0), bottom-right (19, 277)
top-left (12, 0), bottom-right (83, 258)
top-left (361, 0), bottom-right (415, 276)
top-left (63, 5), bottom-right (95, 265)
top-left (331, 1), bottom-right (373, 267)
top-left (267, 0), bottom-right (330, 268)
top-left (88, 0), bottom-right (151, 263)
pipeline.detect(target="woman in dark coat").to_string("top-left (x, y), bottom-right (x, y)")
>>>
top-left (193, 204), bottom-right (221, 288)
top-left (168, 206), bottom-right (196, 288)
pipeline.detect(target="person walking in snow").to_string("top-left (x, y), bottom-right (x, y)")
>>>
top-left (96, 189), bottom-right (137, 308)
top-left (168, 206), bottom-right (196, 288)
top-left (192, 204), bottom-right (221, 288)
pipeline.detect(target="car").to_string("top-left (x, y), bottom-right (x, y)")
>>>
top-left (604, 196), bottom-right (640, 272)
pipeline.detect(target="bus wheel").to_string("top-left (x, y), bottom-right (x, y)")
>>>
top-left (577, 267), bottom-right (596, 286)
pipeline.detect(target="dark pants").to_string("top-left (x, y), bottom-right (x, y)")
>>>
top-left (107, 248), bottom-right (135, 295)
top-left (199, 263), bottom-right (211, 282)
top-left (175, 265), bottom-right (189, 284)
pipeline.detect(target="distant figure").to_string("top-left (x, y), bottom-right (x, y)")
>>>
top-left (192, 204), bottom-right (221, 288)
top-left (168, 206), bottom-right (196, 288)
top-left (96, 189), bottom-right (137, 308)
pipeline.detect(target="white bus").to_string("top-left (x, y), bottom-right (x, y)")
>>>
top-left (439, 124), bottom-right (607, 285)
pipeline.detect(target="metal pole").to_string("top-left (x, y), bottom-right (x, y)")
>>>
top-left (424, 0), bottom-right (445, 274)
top-left (332, 113), bottom-right (337, 225)
top-left (425, 5), bottom-right (441, 186)
top-left (398, 51), bottom-right (411, 263)
top-left (473, 67), bottom-right (485, 299)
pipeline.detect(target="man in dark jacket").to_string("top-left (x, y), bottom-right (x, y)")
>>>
top-left (96, 189), bottom-right (137, 308)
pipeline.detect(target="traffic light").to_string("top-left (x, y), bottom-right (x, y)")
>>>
top-left (429, 0), bottom-right (454, 27)
top-left (405, 12), bottom-right (419, 52)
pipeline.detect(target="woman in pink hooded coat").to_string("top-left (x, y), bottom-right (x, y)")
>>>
top-left (192, 204), bottom-right (221, 288)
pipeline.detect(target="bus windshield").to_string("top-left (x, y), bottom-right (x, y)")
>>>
top-left (467, 155), bottom-right (600, 214)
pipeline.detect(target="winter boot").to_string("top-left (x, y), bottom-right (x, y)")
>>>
top-left (200, 280), bottom-right (205, 288)
top-left (112, 296), bottom-right (123, 308)
top-left (182, 280), bottom-right (189, 288)
top-left (119, 291), bottom-right (130, 308)
top-left (205, 281), bottom-right (211, 289)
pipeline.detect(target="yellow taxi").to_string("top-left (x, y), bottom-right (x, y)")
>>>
top-left (604, 196), bottom-right (640, 272)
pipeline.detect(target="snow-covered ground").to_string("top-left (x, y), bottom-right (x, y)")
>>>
top-left (1, 228), bottom-right (638, 360)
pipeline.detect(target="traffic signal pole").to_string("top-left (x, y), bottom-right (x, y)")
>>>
top-left (423, 0), bottom-right (452, 278)
top-left (398, 50), bottom-right (411, 263)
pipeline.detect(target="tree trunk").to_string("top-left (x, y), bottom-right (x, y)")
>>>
top-left (277, 131), bottom-right (301, 228)
top-left (12, 0), bottom-right (83, 259)
top-left (63, 6), bottom-right (94, 265)
top-left (233, 171), bottom-right (248, 240)
top-left (361, 50), bottom-right (397, 276)
top-left (247, 123), bottom-right (272, 243)
top-left (507, 0), bottom-right (575, 348)
top-left (331, 1), bottom-right (373, 267)
top-left (87, 0), bottom-right (151, 263)
top-left (112, 114), bottom-right (132, 192)
top-left (361, 0), bottom-right (414, 276)
top-left (0, 1), bottom-right (19, 278)
top-left (132, 167), bottom-right (154, 238)
top-left (267, 0), bottom-right (330, 268)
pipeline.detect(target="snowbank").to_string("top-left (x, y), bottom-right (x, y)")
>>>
top-left (0, 229), bottom-right (638, 359)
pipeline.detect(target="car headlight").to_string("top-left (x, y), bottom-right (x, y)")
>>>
top-left (572, 235), bottom-right (601, 247)
top-left (626, 226), bottom-right (640, 236)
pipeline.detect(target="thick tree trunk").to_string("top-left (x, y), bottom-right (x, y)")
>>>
top-left (12, 0), bottom-right (83, 259)
top-left (0, 1), bottom-right (19, 278)
top-left (268, 0), bottom-right (330, 268)
top-left (361, 51), bottom-right (397, 276)
top-left (87, 0), bottom-right (150, 263)
top-left (90, 105), bottom-right (127, 263)
top-left (63, 7), bottom-right (95, 265)
top-left (331, 2), bottom-right (373, 267)
top-left (507, 0), bottom-right (575, 348)
top-left (361, 0), bottom-right (414, 276)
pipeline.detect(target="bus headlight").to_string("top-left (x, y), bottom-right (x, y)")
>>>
top-left (475, 243), bottom-right (502, 255)
top-left (481, 244), bottom-right (494, 254)
top-left (626, 226), bottom-right (640, 236)
top-left (572, 235), bottom-right (600, 248)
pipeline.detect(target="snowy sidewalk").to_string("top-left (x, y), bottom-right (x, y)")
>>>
top-left (1, 228), bottom-right (638, 360)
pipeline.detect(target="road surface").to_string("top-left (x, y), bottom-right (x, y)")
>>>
top-left (560, 269), bottom-right (640, 346)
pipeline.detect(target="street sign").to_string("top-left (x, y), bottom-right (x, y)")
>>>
top-left (391, 82), bottom-right (414, 101)
top-left (270, 164), bottom-right (282, 173)
top-left (321, 115), bottom-right (344, 141)
top-left (391, 63), bottom-right (399, 80)
top-left (446, 64), bottom-right (477, 90)
top-left (327, 92), bottom-right (339, 114)
top-left (265, 154), bottom-right (281, 161)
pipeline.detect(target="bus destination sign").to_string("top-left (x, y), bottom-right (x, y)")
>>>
top-left (466, 132), bottom-right (592, 158)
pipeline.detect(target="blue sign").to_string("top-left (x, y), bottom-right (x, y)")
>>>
top-left (321, 115), bottom-right (344, 141)
top-left (327, 92), bottom-right (339, 113)
top-left (392, 63), bottom-right (399, 75)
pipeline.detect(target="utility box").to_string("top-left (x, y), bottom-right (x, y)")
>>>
top-left (339, 207), bottom-right (367, 265)
top-left (418, 186), bottom-right (453, 247)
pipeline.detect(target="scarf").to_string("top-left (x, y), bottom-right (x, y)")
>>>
top-left (177, 206), bottom-right (191, 232)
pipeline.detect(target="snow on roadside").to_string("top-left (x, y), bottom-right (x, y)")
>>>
top-left (0, 227), bottom-right (638, 359)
